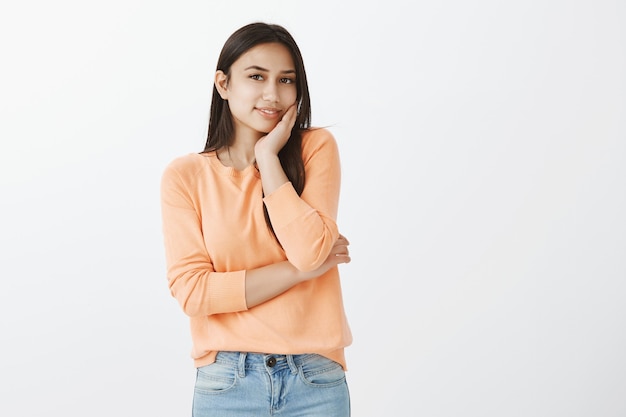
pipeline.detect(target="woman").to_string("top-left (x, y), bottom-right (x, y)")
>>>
top-left (160, 22), bottom-right (352, 416)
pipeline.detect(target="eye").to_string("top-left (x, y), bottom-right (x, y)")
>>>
top-left (280, 77), bottom-right (295, 84)
top-left (250, 74), bottom-right (264, 81)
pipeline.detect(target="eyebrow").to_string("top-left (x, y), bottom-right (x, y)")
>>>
top-left (244, 65), bottom-right (296, 74)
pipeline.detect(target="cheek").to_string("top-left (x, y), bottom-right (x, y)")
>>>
top-left (236, 87), bottom-right (259, 102)
top-left (283, 87), bottom-right (297, 103)
top-left (227, 88), bottom-right (257, 112)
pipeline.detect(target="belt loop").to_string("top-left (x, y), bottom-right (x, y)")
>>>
top-left (286, 354), bottom-right (297, 374)
top-left (238, 352), bottom-right (247, 378)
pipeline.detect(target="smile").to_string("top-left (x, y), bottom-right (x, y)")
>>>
top-left (256, 108), bottom-right (281, 119)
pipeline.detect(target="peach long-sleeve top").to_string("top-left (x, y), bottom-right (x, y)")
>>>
top-left (160, 127), bottom-right (352, 369)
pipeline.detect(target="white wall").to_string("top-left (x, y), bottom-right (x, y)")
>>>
top-left (1, 0), bottom-right (624, 415)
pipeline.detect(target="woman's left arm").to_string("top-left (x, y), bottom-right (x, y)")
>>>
top-left (258, 127), bottom-right (342, 272)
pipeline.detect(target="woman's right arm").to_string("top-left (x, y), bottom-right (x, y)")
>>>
top-left (244, 235), bottom-right (350, 308)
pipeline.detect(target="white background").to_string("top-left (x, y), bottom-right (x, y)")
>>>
top-left (1, 0), bottom-right (625, 416)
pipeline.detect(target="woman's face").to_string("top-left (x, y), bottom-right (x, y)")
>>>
top-left (217, 42), bottom-right (298, 137)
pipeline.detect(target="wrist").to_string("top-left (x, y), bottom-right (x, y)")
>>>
top-left (255, 151), bottom-right (280, 168)
top-left (286, 261), bottom-right (311, 283)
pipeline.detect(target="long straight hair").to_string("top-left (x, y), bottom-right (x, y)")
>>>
top-left (203, 22), bottom-right (311, 238)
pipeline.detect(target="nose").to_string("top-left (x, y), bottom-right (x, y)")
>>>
top-left (262, 82), bottom-right (279, 102)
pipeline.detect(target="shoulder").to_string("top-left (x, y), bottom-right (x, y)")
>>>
top-left (161, 153), bottom-right (207, 186)
top-left (302, 126), bottom-right (337, 146)
top-left (301, 127), bottom-right (339, 161)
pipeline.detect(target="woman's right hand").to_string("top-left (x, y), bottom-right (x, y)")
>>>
top-left (245, 234), bottom-right (350, 308)
top-left (299, 234), bottom-right (351, 282)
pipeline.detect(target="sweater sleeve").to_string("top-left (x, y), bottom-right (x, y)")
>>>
top-left (262, 128), bottom-right (341, 271)
top-left (160, 160), bottom-right (248, 317)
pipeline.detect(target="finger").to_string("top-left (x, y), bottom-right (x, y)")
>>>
top-left (332, 244), bottom-right (349, 256)
top-left (281, 104), bottom-right (298, 127)
top-left (272, 107), bottom-right (296, 136)
top-left (287, 101), bottom-right (298, 115)
top-left (335, 237), bottom-right (350, 247)
top-left (336, 254), bottom-right (351, 264)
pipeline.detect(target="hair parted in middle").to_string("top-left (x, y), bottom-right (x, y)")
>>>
top-left (203, 22), bottom-right (312, 238)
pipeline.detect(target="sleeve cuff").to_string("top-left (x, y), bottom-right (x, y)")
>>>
top-left (209, 270), bottom-right (248, 313)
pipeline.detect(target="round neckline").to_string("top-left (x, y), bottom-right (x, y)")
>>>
top-left (196, 151), bottom-right (260, 178)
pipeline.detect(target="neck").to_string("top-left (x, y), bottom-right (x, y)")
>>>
top-left (218, 125), bottom-right (264, 170)
top-left (217, 142), bottom-right (257, 171)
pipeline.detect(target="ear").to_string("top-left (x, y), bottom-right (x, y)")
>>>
top-left (215, 70), bottom-right (229, 99)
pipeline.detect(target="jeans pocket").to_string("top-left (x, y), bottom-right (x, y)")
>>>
top-left (195, 362), bottom-right (237, 394)
top-left (299, 355), bottom-right (346, 388)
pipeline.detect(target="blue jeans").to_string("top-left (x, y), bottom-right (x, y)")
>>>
top-left (192, 351), bottom-right (350, 416)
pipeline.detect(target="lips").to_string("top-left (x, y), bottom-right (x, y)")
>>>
top-left (256, 107), bottom-right (282, 119)
top-left (258, 107), bottom-right (279, 114)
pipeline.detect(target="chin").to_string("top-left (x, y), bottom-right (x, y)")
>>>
top-left (256, 122), bottom-right (279, 135)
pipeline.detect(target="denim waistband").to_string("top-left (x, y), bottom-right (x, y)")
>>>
top-left (214, 351), bottom-right (320, 377)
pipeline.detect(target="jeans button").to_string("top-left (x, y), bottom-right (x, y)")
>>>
top-left (266, 357), bottom-right (277, 367)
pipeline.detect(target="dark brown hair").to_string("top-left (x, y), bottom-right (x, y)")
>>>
top-left (203, 22), bottom-right (311, 238)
